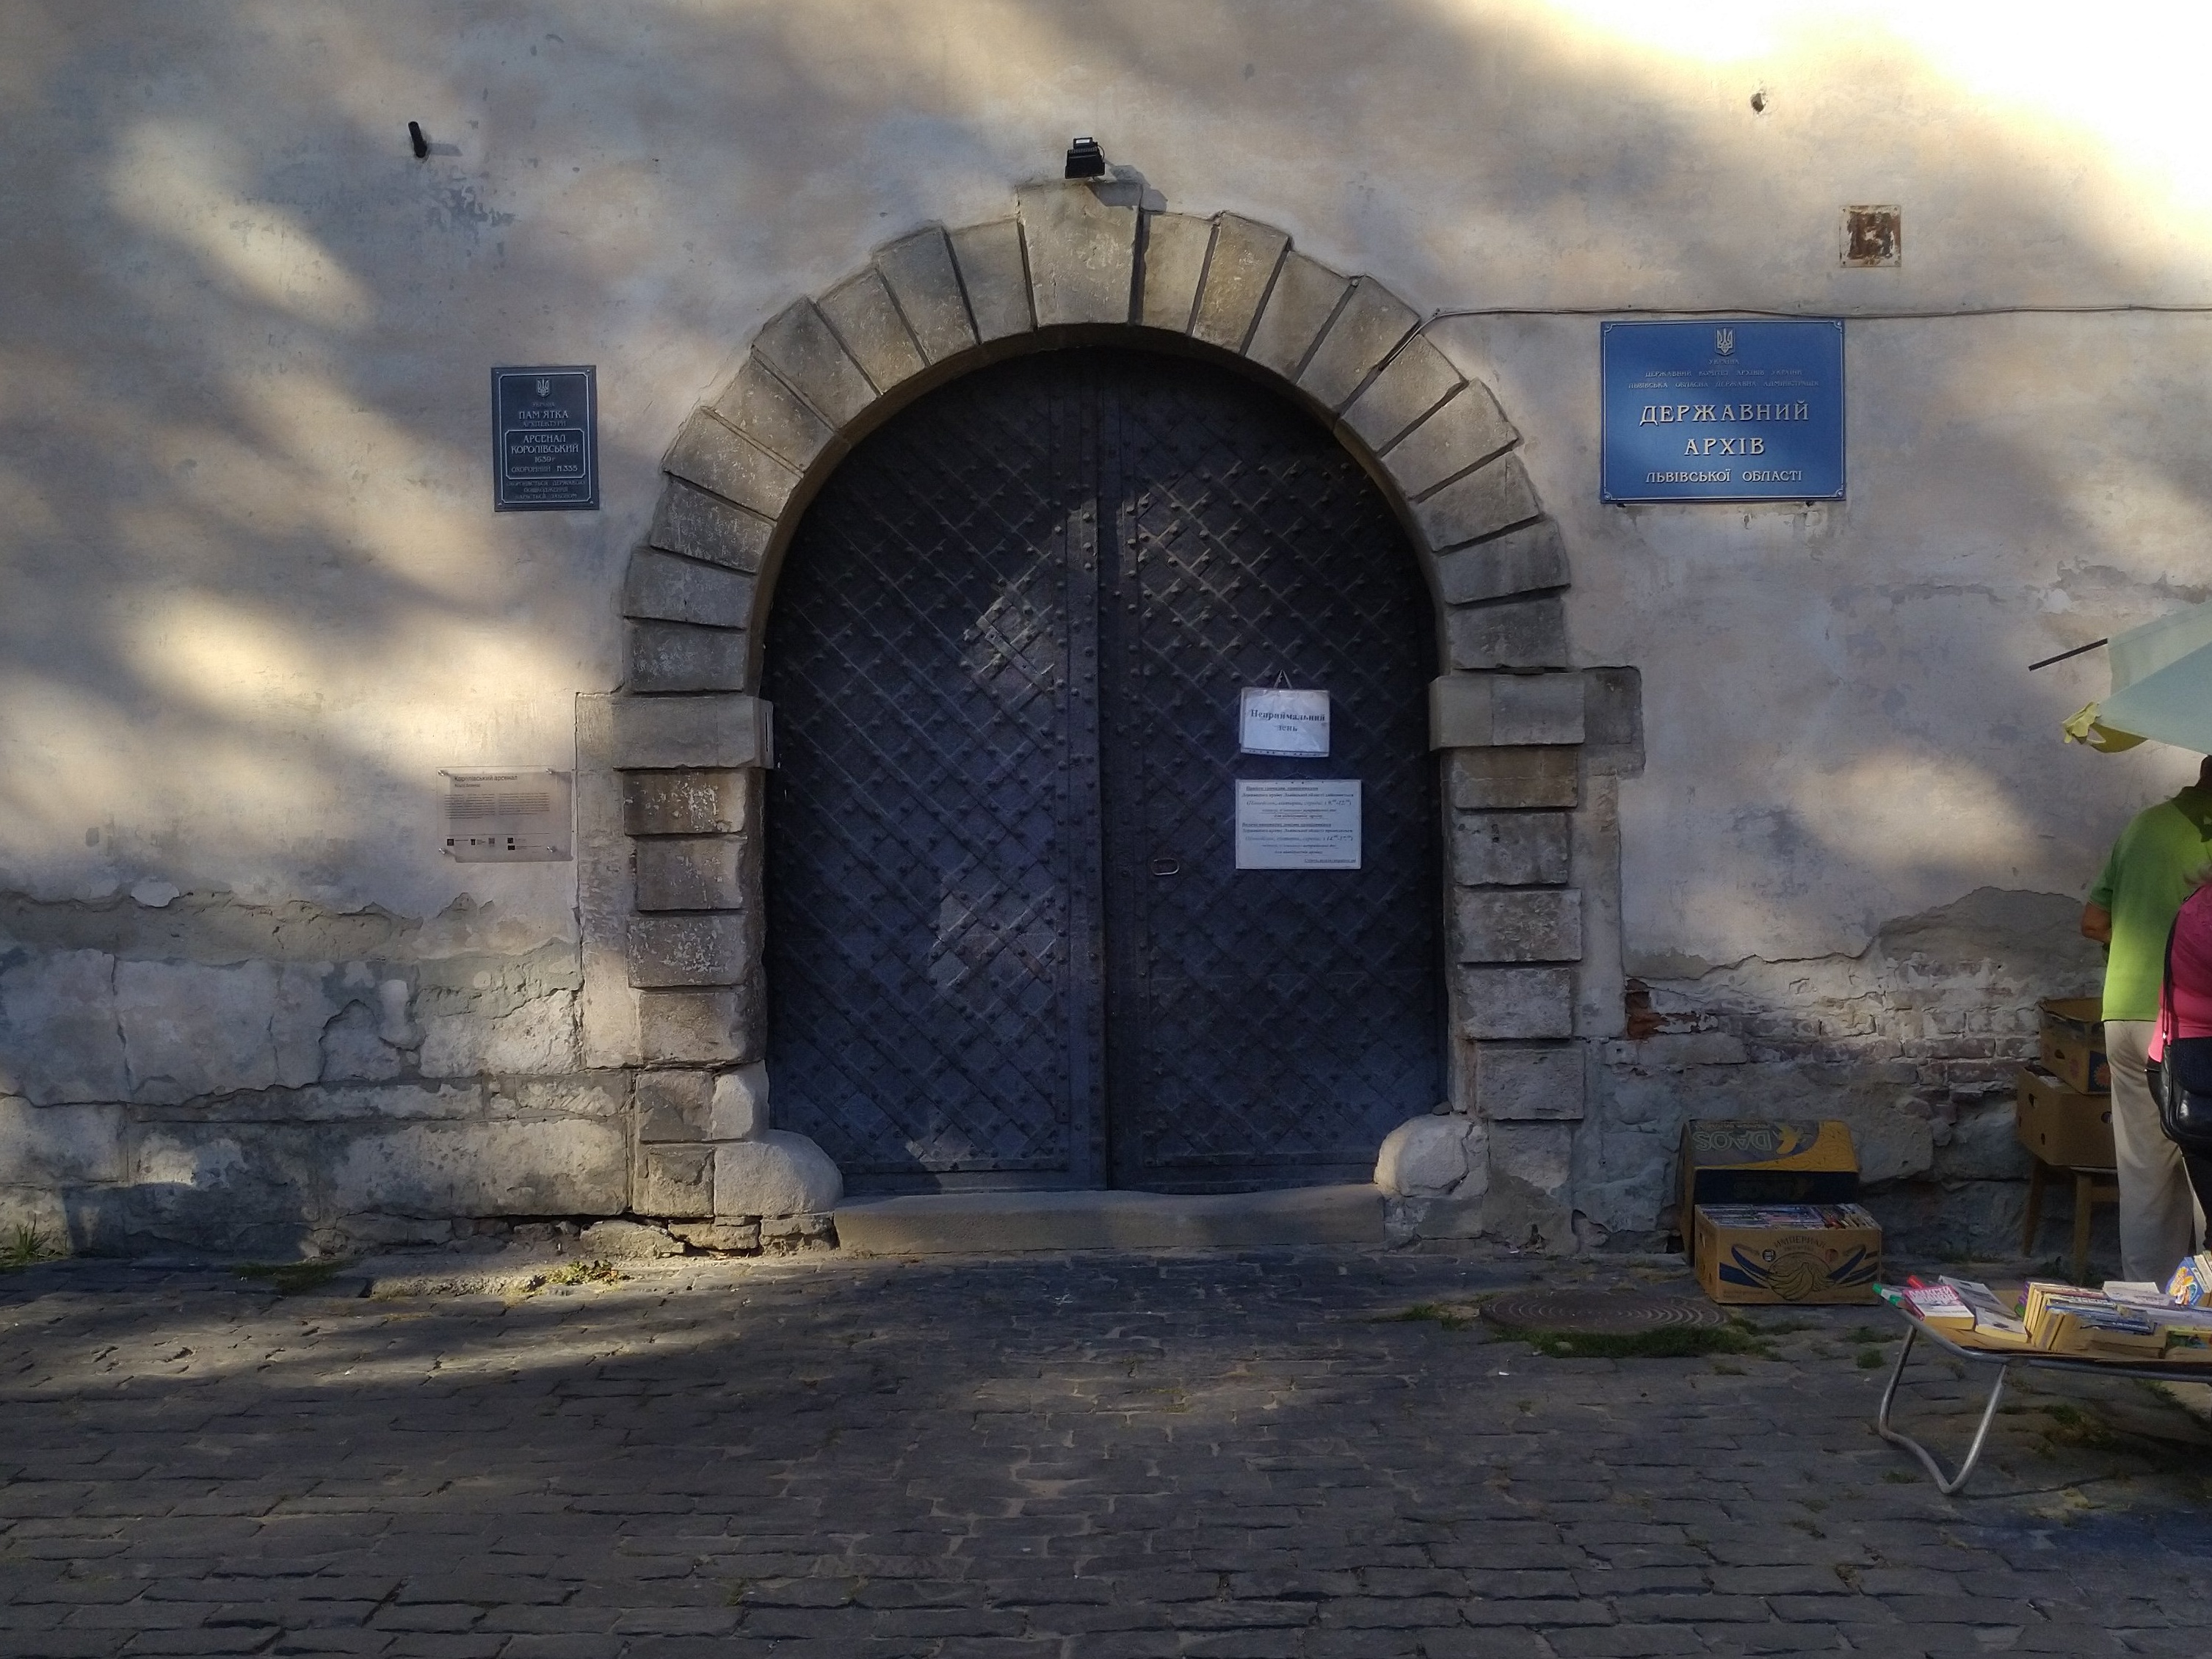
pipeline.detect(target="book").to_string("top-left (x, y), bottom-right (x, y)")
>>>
top-left (2166, 1254), bottom-right (2212, 1307)
top-left (1694, 1202), bottom-right (1877, 1230)
top-left (1940, 1277), bottom-right (2030, 1343)
top-left (2022, 1281), bottom-right (2161, 1357)
top-left (1899, 1284), bottom-right (1972, 1326)
top-left (1882, 1270), bottom-right (2212, 1362)
top-left (2019, 1280), bottom-right (2212, 1362)
top-left (2103, 1280), bottom-right (2168, 1305)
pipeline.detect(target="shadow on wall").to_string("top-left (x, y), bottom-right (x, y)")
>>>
top-left (1577, 886), bottom-right (2110, 1253)
top-left (2, 3), bottom-right (2211, 1248)
top-left (3, 4), bottom-right (2210, 911)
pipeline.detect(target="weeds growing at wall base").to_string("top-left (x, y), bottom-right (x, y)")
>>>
top-left (235, 1258), bottom-right (353, 1296)
top-left (1513, 1323), bottom-right (1777, 1361)
top-left (525, 1260), bottom-right (625, 1292)
top-left (1381, 1300), bottom-right (1782, 1360)
top-left (1, 1224), bottom-right (63, 1271)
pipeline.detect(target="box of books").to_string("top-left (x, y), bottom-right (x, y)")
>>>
top-left (1692, 1202), bottom-right (1882, 1304)
top-left (2015, 1064), bottom-right (2116, 1170)
top-left (2037, 996), bottom-right (2109, 1094)
top-left (1679, 1120), bottom-right (1860, 1263)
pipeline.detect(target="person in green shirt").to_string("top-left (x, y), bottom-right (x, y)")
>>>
top-left (2081, 756), bottom-right (2212, 1282)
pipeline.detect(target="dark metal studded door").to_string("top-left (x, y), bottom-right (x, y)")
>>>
top-left (1095, 360), bottom-right (1443, 1189)
top-left (765, 349), bottom-right (1440, 1191)
top-left (761, 362), bottom-right (1109, 1190)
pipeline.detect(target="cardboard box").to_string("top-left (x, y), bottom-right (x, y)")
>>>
top-left (2015, 1064), bottom-right (2117, 1169)
top-left (1679, 1119), bottom-right (1860, 1261)
top-left (1692, 1203), bottom-right (1883, 1304)
top-left (2037, 995), bottom-right (2109, 1094)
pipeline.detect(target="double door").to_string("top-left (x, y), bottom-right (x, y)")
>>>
top-left (763, 349), bottom-right (1440, 1191)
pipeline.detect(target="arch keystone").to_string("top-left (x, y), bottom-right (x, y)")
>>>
top-left (1017, 181), bottom-right (1138, 327)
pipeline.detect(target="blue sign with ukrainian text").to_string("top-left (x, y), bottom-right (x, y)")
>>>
top-left (1600, 319), bottom-right (1843, 503)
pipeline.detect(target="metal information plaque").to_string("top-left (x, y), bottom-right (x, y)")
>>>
top-left (443, 769), bottom-right (573, 862)
top-left (1234, 779), bottom-right (1360, 870)
top-left (1600, 320), bottom-right (1843, 503)
top-left (492, 366), bottom-right (598, 511)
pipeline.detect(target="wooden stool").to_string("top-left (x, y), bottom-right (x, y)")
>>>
top-left (2021, 1156), bottom-right (2121, 1285)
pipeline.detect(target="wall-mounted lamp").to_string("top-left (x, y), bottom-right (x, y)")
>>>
top-left (1064, 136), bottom-right (1106, 180)
top-left (407, 121), bottom-right (429, 160)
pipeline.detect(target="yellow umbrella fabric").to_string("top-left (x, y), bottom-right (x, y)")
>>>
top-left (2064, 597), bottom-right (2212, 755)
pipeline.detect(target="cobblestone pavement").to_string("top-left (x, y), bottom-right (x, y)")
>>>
top-left (6, 1246), bottom-right (2212, 1659)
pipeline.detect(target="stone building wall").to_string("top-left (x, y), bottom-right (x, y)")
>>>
top-left (0, 891), bottom-right (621, 1254)
top-left (4, 2), bottom-right (2211, 1255)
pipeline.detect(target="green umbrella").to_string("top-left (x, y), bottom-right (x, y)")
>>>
top-left (2061, 597), bottom-right (2212, 753)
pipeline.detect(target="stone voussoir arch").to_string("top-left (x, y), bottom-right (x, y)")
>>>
top-left (599, 180), bottom-right (1594, 1234)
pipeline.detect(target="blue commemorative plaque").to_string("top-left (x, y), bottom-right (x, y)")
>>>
top-left (492, 366), bottom-right (598, 511)
top-left (1600, 320), bottom-right (1843, 503)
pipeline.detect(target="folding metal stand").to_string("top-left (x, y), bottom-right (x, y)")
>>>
top-left (1877, 1310), bottom-right (2212, 1495)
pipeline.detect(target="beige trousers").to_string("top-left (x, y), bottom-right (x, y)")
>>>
top-left (2105, 1019), bottom-right (2202, 1282)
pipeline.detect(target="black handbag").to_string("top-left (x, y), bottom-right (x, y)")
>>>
top-left (2150, 904), bottom-right (2212, 1157)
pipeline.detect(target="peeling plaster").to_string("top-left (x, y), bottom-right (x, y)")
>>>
top-left (1581, 886), bottom-right (2103, 1253)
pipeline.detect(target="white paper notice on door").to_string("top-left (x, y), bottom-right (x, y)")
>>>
top-left (1235, 779), bottom-right (1361, 870)
top-left (1239, 687), bottom-right (1330, 756)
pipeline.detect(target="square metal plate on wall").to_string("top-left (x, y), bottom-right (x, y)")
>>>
top-left (1841, 206), bottom-right (1902, 268)
top-left (443, 769), bottom-right (573, 862)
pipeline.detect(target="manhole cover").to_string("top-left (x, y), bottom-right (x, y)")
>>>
top-left (1481, 1289), bottom-right (1729, 1336)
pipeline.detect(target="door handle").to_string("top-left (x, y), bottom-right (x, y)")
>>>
top-left (1149, 857), bottom-right (1181, 876)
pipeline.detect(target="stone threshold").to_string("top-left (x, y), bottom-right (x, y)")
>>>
top-left (833, 1183), bottom-right (1386, 1255)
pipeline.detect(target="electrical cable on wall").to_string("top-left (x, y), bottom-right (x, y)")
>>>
top-left (1432, 302), bottom-right (2212, 322)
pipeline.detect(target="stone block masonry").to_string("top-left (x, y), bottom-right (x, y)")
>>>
top-left (1575, 885), bottom-right (2108, 1255)
top-left (3, 190), bottom-right (2061, 1265)
top-left (1189, 214), bottom-right (1288, 350)
top-left (0, 885), bottom-right (631, 1255)
top-left (603, 189), bottom-right (1613, 1257)
top-left (0, 819), bottom-right (821, 1258)
top-left (0, 0), bottom-right (2163, 1290)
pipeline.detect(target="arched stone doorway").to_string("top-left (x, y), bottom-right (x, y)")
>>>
top-left (763, 347), bottom-right (1441, 1193)
top-left (581, 181), bottom-right (1612, 1238)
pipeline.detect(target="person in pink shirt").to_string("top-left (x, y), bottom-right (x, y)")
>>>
top-left (2153, 881), bottom-right (2212, 1217)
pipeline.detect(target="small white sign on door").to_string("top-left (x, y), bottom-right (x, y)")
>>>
top-left (1239, 686), bottom-right (1330, 757)
top-left (1235, 779), bottom-right (1361, 870)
